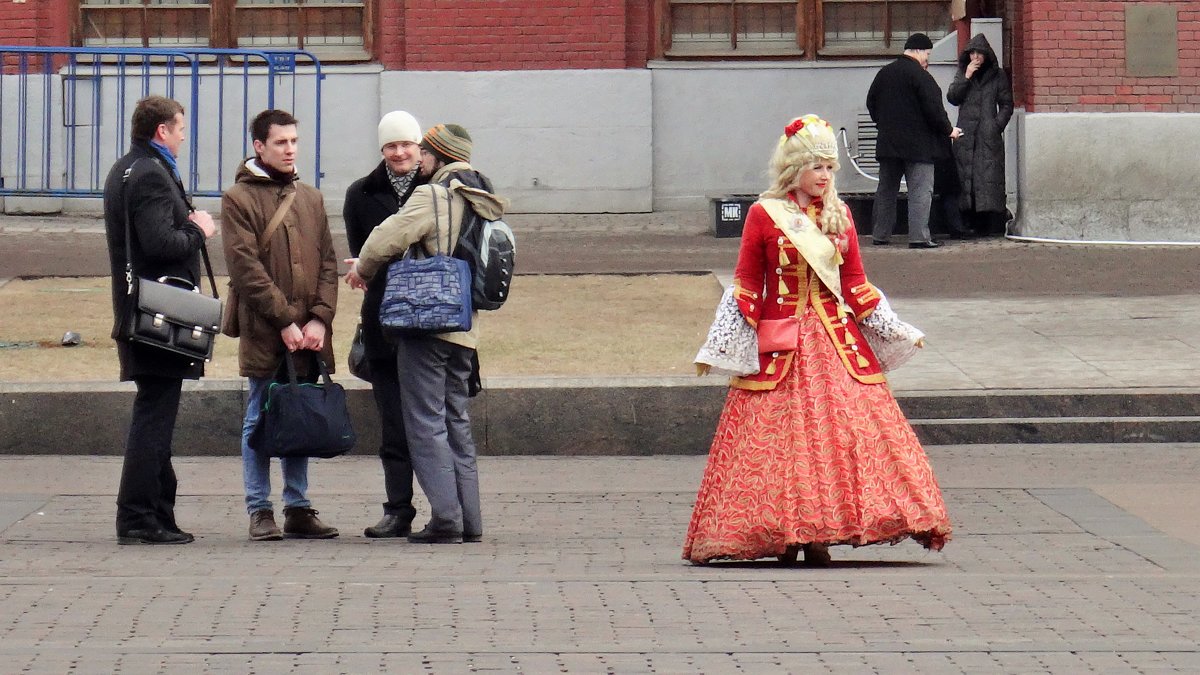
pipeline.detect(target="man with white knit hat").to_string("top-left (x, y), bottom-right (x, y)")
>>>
top-left (343, 110), bottom-right (427, 538)
top-left (346, 123), bottom-right (508, 544)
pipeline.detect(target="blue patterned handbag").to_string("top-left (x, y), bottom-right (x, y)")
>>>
top-left (379, 187), bottom-right (473, 334)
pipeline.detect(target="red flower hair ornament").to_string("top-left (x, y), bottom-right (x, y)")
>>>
top-left (779, 114), bottom-right (838, 153)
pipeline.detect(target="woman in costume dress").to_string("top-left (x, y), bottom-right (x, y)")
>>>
top-left (683, 115), bottom-right (952, 566)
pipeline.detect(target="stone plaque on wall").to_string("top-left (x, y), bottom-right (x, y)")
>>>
top-left (1126, 4), bottom-right (1178, 77)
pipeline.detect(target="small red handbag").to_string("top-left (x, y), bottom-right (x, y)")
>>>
top-left (756, 317), bottom-right (799, 353)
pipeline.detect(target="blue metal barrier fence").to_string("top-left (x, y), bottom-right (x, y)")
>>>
top-left (0, 46), bottom-right (323, 199)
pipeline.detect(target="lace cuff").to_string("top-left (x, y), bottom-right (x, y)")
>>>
top-left (860, 290), bottom-right (924, 373)
top-left (695, 286), bottom-right (760, 377)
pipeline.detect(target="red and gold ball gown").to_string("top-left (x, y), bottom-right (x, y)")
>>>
top-left (683, 196), bottom-right (951, 564)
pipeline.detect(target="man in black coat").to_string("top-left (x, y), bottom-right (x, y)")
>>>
top-left (866, 33), bottom-right (962, 248)
top-left (343, 110), bottom-right (428, 538)
top-left (103, 95), bottom-right (217, 544)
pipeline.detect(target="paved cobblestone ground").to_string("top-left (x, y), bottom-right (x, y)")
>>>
top-left (1, 446), bottom-right (1198, 674)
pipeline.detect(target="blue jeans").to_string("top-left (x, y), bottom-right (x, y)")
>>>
top-left (241, 376), bottom-right (310, 514)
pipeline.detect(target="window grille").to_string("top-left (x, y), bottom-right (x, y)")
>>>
top-left (664, 0), bottom-right (951, 58)
top-left (77, 0), bottom-right (369, 59)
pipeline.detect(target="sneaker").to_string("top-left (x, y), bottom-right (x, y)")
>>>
top-left (249, 509), bottom-right (283, 541)
top-left (282, 507), bottom-right (339, 539)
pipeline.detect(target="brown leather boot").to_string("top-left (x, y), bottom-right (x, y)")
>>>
top-left (249, 509), bottom-right (283, 541)
top-left (282, 507), bottom-right (339, 539)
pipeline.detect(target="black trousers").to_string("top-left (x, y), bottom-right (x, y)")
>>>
top-left (369, 357), bottom-right (417, 524)
top-left (115, 376), bottom-right (183, 533)
top-left (965, 209), bottom-right (1007, 235)
top-left (939, 192), bottom-right (969, 235)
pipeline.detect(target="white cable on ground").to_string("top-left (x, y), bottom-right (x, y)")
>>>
top-left (1005, 234), bottom-right (1200, 247)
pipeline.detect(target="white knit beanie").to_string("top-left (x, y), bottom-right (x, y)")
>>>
top-left (377, 111), bottom-right (422, 149)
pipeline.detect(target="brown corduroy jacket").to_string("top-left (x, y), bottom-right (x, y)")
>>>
top-left (220, 159), bottom-right (338, 378)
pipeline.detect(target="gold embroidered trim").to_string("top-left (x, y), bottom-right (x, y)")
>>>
top-left (730, 352), bottom-right (794, 390)
top-left (809, 272), bottom-right (886, 385)
top-left (849, 282), bottom-right (881, 321)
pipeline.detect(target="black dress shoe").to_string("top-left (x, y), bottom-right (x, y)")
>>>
top-left (871, 239), bottom-right (890, 246)
top-left (117, 528), bottom-right (192, 545)
top-left (951, 228), bottom-right (977, 239)
top-left (407, 526), bottom-right (463, 544)
top-left (163, 523), bottom-right (195, 542)
top-left (364, 514), bottom-right (412, 538)
top-left (463, 533), bottom-right (483, 543)
top-left (908, 240), bottom-right (942, 249)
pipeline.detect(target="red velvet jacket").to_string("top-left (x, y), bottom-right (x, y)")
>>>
top-left (730, 198), bottom-right (885, 390)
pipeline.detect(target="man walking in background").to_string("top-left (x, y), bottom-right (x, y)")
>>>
top-left (866, 32), bottom-right (962, 249)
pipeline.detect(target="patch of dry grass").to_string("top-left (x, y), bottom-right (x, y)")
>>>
top-left (0, 274), bottom-right (721, 382)
top-left (478, 273), bottom-right (720, 377)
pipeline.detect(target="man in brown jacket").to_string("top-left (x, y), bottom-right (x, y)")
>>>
top-left (221, 109), bottom-right (340, 541)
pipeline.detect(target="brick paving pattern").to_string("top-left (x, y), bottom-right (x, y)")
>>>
top-left (1, 449), bottom-right (1198, 673)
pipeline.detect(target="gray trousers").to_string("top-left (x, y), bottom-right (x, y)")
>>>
top-left (872, 158), bottom-right (935, 244)
top-left (395, 335), bottom-right (481, 535)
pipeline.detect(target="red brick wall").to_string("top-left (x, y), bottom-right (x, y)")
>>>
top-left (376, 0), bottom-right (406, 70)
top-left (380, 1), bottom-right (636, 71)
top-left (0, 1), bottom-right (648, 70)
top-left (0, 0), bottom-right (69, 46)
top-left (1023, 0), bottom-right (1200, 112)
top-left (0, 3), bottom-right (40, 46)
top-left (624, 0), bottom-right (651, 68)
top-left (0, 0), bottom-right (70, 70)
top-left (1010, 0), bottom-right (1033, 108)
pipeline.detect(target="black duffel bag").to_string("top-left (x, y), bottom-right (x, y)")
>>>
top-left (250, 351), bottom-right (356, 459)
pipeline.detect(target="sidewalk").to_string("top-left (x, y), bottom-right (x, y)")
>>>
top-left (2, 211), bottom-right (1198, 297)
top-left (1, 448), bottom-right (1199, 672)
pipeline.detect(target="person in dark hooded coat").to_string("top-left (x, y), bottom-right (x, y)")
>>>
top-left (947, 33), bottom-right (1013, 235)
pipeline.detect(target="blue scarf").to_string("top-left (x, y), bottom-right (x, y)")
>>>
top-left (149, 140), bottom-right (181, 180)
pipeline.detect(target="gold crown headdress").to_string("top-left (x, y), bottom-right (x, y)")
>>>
top-left (779, 114), bottom-right (839, 159)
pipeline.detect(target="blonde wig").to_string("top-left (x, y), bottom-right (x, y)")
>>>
top-left (760, 115), bottom-right (851, 237)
